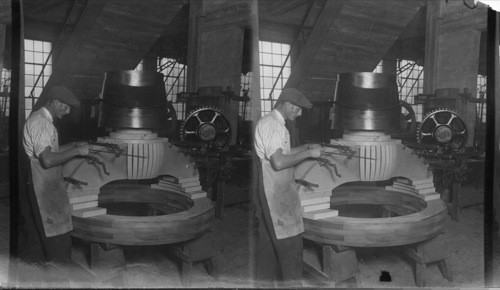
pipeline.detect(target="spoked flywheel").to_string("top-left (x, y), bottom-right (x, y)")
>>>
top-left (181, 106), bottom-right (232, 151)
top-left (417, 108), bottom-right (468, 153)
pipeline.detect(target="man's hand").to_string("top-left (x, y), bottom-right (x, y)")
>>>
top-left (74, 141), bottom-right (89, 147)
top-left (308, 146), bottom-right (323, 158)
top-left (76, 144), bottom-right (91, 156)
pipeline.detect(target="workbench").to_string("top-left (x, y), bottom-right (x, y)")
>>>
top-left (430, 154), bottom-right (484, 221)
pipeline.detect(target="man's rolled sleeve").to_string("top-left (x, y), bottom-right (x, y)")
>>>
top-left (260, 122), bottom-right (285, 160)
top-left (31, 119), bottom-right (54, 158)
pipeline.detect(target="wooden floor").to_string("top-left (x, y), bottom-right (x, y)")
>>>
top-left (0, 195), bottom-right (498, 288)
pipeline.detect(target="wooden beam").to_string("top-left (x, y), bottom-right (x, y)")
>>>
top-left (0, 24), bottom-right (5, 73)
top-left (423, 0), bottom-right (441, 94)
top-left (186, 0), bottom-right (204, 92)
top-left (268, 0), bottom-right (309, 16)
top-left (284, 0), bottom-right (343, 89)
top-left (33, 0), bottom-right (106, 111)
top-left (0, 0), bottom-right (11, 24)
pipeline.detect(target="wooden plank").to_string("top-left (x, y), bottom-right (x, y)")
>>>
top-left (301, 196), bottom-right (330, 206)
top-left (72, 207), bottom-right (107, 218)
top-left (303, 203), bottom-right (330, 213)
top-left (72, 201), bottom-right (99, 211)
top-left (395, 177), bottom-right (434, 186)
top-left (70, 194), bottom-right (98, 204)
top-left (285, 0), bottom-right (343, 88)
top-left (303, 209), bottom-right (339, 220)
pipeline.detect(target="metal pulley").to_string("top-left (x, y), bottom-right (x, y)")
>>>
top-left (332, 72), bottom-right (400, 131)
top-left (417, 108), bottom-right (468, 153)
top-left (180, 107), bottom-right (231, 151)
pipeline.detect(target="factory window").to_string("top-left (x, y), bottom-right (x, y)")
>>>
top-left (259, 41), bottom-right (291, 116)
top-left (0, 68), bottom-right (10, 117)
top-left (157, 58), bottom-right (187, 120)
top-left (397, 60), bottom-right (424, 122)
top-left (24, 39), bottom-right (52, 117)
top-left (373, 59), bottom-right (424, 122)
top-left (476, 74), bottom-right (487, 123)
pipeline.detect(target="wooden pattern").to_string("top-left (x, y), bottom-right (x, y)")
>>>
top-left (303, 186), bottom-right (447, 247)
top-left (335, 133), bottom-right (399, 181)
top-left (71, 186), bottom-right (214, 245)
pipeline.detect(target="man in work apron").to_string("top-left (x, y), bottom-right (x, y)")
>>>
top-left (252, 88), bottom-right (322, 285)
top-left (19, 86), bottom-right (90, 267)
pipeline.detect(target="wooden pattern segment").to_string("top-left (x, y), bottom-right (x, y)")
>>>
top-left (295, 137), bottom-right (431, 197)
top-left (387, 178), bottom-right (440, 201)
top-left (303, 186), bottom-right (447, 247)
top-left (71, 186), bottom-right (214, 245)
top-left (63, 142), bottom-right (198, 194)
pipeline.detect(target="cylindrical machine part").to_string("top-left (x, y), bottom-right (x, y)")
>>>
top-left (98, 70), bottom-right (169, 130)
top-left (332, 72), bottom-right (400, 131)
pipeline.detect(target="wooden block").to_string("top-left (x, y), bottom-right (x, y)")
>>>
top-left (303, 203), bottom-right (330, 213)
top-left (395, 177), bottom-right (433, 186)
top-left (177, 176), bottom-right (201, 183)
top-left (160, 176), bottom-right (177, 182)
top-left (179, 181), bottom-right (201, 188)
top-left (159, 180), bottom-right (181, 188)
top-left (420, 192), bottom-right (440, 201)
top-left (299, 191), bottom-right (332, 201)
top-left (392, 183), bottom-right (418, 193)
top-left (67, 188), bottom-right (100, 199)
top-left (184, 190), bottom-right (207, 199)
top-left (183, 186), bottom-right (202, 193)
top-left (415, 187), bottom-right (436, 194)
top-left (162, 175), bottom-right (199, 183)
top-left (70, 194), bottom-right (98, 204)
top-left (385, 186), bottom-right (416, 195)
top-left (301, 196), bottom-right (330, 206)
top-left (72, 201), bottom-right (98, 211)
top-left (302, 209), bottom-right (338, 220)
top-left (72, 207), bottom-right (107, 218)
top-left (393, 181), bottom-right (435, 190)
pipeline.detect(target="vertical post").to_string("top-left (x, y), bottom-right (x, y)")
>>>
top-left (485, 7), bottom-right (498, 288)
top-left (423, 0), bottom-right (441, 94)
top-left (186, 0), bottom-right (204, 92)
top-left (9, 0), bottom-right (26, 284)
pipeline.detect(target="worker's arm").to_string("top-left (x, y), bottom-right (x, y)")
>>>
top-left (270, 146), bottom-right (322, 171)
top-left (58, 141), bottom-right (89, 153)
top-left (289, 143), bottom-right (319, 155)
top-left (38, 145), bottom-right (90, 169)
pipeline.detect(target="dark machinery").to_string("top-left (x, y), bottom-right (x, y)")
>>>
top-left (417, 108), bottom-right (468, 153)
top-left (181, 106), bottom-right (232, 151)
top-left (172, 86), bottom-right (252, 218)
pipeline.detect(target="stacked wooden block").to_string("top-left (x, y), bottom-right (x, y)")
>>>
top-left (385, 177), bottom-right (441, 201)
top-left (69, 188), bottom-right (107, 218)
top-left (299, 189), bottom-right (338, 220)
top-left (151, 176), bottom-right (207, 199)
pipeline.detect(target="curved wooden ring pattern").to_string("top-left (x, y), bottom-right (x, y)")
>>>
top-left (303, 186), bottom-right (447, 247)
top-left (71, 185), bottom-right (214, 245)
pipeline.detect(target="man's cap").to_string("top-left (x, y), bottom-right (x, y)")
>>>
top-left (277, 88), bottom-right (312, 109)
top-left (47, 86), bottom-right (80, 106)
